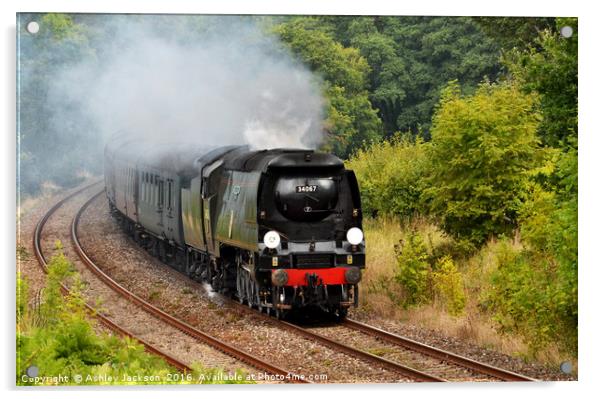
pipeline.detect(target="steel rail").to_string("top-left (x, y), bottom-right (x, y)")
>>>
top-left (72, 190), bottom-right (309, 384)
top-left (343, 319), bottom-right (536, 382)
top-left (224, 300), bottom-right (444, 382)
top-left (274, 317), bottom-right (446, 382)
top-left (32, 182), bottom-right (191, 373)
top-left (226, 282), bottom-right (538, 382)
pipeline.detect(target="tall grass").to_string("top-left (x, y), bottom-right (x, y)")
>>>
top-left (360, 216), bottom-right (574, 367)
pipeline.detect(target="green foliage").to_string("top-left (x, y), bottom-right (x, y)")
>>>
top-left (274, 18), bottom-right (383, 158)
top-left (473, 17), bottom-right (556, 51)
top-left (502, 17), bottom-right (578, 147)
top-left (393, 230), bottom-right (466, 316)
top-left (17, 273), bottom-right (29, 325)
top-left (512, 143), bottom-right (577, 354)
top-left (40, 14), bottom-right (87, 41)
top-left (394, 231), bottom-right (431, 305)
top-left (425, 80), bottom-right (541, 245)
top-left (17, 251), bottom-right (251, 385)
top-left (432, 257), bottom-right (466, 316)
top-left (482, 240), bottom-right (577, 355)
top-left (346, 134), bottom-right (428, 218)
top-left (315, 16), bottom-right (501, 136)
top-left (342, 18), bottom-right (410, 135)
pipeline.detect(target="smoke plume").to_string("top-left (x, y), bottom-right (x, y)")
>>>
top-left (54, 17), bottom-right (325, 149)
top-left (19, 15), bottom-right (327, 194)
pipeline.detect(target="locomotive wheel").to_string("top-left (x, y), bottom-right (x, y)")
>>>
top-left (236, 277), bottom-right (243, 303)
top-left (254, 282), bottom-right (263, 312)
top-left (236, 267), bottom-right (245, 304)
top-left (246, 276), bottom-right (254, 308)
top-left (247, 280), bottom-right (254, 308)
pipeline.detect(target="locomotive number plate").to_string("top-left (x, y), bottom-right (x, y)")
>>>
top-left (296, 185), bottom-right (318, 193)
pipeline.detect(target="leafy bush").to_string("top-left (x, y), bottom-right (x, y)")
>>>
top-left (393, 229), bottom-right (467, 316)
top-left (432, 257), bottom-right (466, 316)
top-left (482, 239), bottom-right (576, 355)
top-left (393, 230), bottom-right (431, 305)
top-left (425, 80), bottom-right (541, 245)
top-left (17, 249), bottom-right (252, 385)
top-left (511, 144), bottom-right (577, 355)
top-left (346, 134), bottom-right (429, 218)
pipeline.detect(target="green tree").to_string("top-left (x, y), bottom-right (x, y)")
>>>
top-left (340, 17), bottom-right (410, 135)
top-left (346, 134), bottom-right (428, 218)
top-left (274, 18), bottom-right (383, 158)
top-left (502, 17), bottom-right (577, 147)
top-left (425, 80), bottom-right (541, 246)
top-left (314, 16), bottom-right (501, 136)
top-left (473, 17), bottom-right (556, 51)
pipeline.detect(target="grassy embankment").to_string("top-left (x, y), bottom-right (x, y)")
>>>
top-left (17, 243), bottom-right (252, 386)
top-left (359, 216), bottom-right (571, 367)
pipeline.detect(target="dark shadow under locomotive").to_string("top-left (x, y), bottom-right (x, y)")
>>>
top-left (104, 136), bottom-right (365, 319)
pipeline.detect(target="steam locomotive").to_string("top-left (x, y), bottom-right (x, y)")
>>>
top-left (104, 136), bottom-right (365, 319)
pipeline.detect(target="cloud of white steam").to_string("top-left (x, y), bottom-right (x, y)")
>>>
top-left (50, 17), bottom-right (325, 151)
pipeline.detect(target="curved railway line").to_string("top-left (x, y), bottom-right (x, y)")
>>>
top-left (33, 182), bottom-right (192, 373)
top-left (230, 303), bottom-right (536, 382)
top-left (35, 183), bottom-right (537, 384)
top-left (340, 319), bottom-right (535, 382)
top-left (34, 183), bottom-right (308, 384)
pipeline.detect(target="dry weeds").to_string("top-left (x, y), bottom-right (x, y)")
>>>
top-left (359, 215), bottom-right (575, 368)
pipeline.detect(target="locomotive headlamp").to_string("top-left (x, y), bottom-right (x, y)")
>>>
top-left (346, 227), bottom-right (363, 245)
top-left (263, 230), bottom-right (281, 249)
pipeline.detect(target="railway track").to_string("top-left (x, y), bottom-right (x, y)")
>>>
top-left (34, 184), bottom-right (308, 384)
top-left (341, 319), bottom-right (535, 382)
top-left (72, 187), bottom-right (536, 383)
top-left (33, 182), bottom-right (191, 373)
top-left (228, 301), bottom-right (446, 382)
top-left (228, 300), bottom-right (535, 382)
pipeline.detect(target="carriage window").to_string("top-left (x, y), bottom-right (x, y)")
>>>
top-left (167, 179), bottom-right (173, 210)
top-left (151, 175), bottom-right (155, 204)
top-left (158, 179), bottom-right (164, 208)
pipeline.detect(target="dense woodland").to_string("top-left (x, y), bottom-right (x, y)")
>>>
top-left (18, 14), bottom-right (577, 363)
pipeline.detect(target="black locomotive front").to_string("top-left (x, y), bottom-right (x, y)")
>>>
top-left (252, 152), bottom-right (365, 318)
